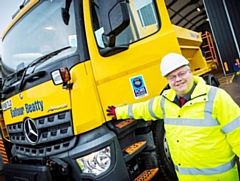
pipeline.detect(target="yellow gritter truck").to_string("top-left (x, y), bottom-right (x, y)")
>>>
top-left (0, 0), bottom-right (218, 181)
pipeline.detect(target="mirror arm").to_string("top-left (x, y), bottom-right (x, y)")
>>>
top-left (100, 45), bottom-right (129, 57)
top-left (102, 34), bottom-right (116, 47)
top-left (61, 0), bottom-right (72, 25)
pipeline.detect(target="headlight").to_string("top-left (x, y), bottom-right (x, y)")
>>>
top-left (76, 146), bottom-right (111, 175)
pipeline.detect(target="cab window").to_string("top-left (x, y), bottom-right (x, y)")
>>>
top-left (91, 0), bottom-right (160, 48)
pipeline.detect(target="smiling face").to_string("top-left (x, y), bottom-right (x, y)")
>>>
top-left (166, 65), bottom-right (194, 97)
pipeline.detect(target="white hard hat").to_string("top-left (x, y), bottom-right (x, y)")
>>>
top-left (160, 53), bottom-right (189, 77)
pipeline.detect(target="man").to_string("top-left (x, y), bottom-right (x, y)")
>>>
top-left (107, 52), bottom-right (240, 180)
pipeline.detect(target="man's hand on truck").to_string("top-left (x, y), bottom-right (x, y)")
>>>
top-left (106, 106), bottom-right (117, 120)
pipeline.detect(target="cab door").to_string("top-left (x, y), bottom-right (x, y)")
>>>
top-left (84, 0), bottom-right (181, 119)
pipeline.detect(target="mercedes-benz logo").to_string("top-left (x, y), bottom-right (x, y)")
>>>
top-left (24, 118), bottom-right (39, 144)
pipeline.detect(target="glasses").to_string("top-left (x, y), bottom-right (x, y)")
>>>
top-left (166, 69), bottom-right (190, 82)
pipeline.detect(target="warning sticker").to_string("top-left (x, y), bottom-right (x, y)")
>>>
top-left (129, 75), bottom-right (148, 99)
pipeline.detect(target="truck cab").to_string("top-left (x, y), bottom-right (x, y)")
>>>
top-left (0, 0), bottom-right (213, 180)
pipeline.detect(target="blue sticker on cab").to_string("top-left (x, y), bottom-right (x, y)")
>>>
top-left (129, 75), bottom-right (148, 99)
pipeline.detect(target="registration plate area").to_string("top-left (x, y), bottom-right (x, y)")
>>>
top-left (3, 163), bottom-right (51, 181)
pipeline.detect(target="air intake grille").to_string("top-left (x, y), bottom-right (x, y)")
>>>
top-left (7, 110), bottom-right (75, 157)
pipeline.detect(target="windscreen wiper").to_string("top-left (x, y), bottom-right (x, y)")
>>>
top-left (18, 46), bottom-right (71, 91)
top-left (3, 68), bottom-right (26, 87)
top-left (30, 46), bottom-right (71, 69)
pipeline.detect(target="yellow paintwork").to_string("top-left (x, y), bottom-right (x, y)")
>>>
top-left (1, 0), bottom-right (212, 137)
top-left (2, 81), bottom-right (71, 125)
top-left (70, 62), bottom-right (105, 134)
top-left (172, 25), bottom-right (202, 46)
top-left (83, 0), bottom-right (182, 122)
top-left (173, 24), bottom-right (210, 76)
top-left (1, 62), bottom-right (105, 135)
top-left (142, 24), bottom-right (159, 37)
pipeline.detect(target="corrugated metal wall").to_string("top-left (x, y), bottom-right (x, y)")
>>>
top-left (203, 0), bottom-right (240, 75)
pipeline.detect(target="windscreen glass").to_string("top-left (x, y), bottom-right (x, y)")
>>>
top-left (1, 0), bottom-right (77, 80)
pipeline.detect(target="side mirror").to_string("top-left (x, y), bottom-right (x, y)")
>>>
top-left (99, 0), bottom-right (130, 47)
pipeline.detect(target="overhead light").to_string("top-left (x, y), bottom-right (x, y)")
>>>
top-left (206, 18), bottom-right (209, 21)
top-left (45, 26), bottom-right (54, 30)
top-left (195, 2), bottom-right (201, 12)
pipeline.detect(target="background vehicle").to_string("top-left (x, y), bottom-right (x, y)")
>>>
top-left (0, 0), bottom-right (217, 180)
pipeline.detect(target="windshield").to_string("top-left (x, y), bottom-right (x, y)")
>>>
top-left (1, 0), bottom-right (76, 81)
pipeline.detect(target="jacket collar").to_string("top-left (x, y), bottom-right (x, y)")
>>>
top-left (162, 76), bottom-right (208, 101)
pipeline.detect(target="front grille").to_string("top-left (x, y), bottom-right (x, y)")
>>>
top-left (14, 137), bottom-right (76, 157)
top-left (7, 110), bottom-right (76, 157)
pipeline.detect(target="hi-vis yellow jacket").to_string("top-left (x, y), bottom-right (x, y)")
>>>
top-left (116, 76), bottom-right (240, 181)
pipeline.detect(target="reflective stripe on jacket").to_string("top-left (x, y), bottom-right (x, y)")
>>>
top-left (116, 76), bottom-right (240, 180)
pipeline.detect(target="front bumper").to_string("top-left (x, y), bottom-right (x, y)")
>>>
top-left (4, 163), bottom-right (51, 181)
top-left (6, 124), bottom-right (130, 181)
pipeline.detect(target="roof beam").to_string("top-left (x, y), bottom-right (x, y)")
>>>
top-left (175, 4), bottom-right (204, 25)
top-left (182, 10), bottom-right (206, 27)
top-left (189, 15), bottom-right (207, 29)
top-left (167, 0), bottom-right (178, 9)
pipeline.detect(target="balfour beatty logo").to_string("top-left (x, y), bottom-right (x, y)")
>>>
top-left (190, 32), bottom-right (199, 39)
top-left (10, 100), bottom-right (44, 118)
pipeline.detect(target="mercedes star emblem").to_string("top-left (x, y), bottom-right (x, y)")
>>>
top-left (24, 118), bottom-right (39, 144)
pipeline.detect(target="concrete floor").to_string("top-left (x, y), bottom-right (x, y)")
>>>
top-left (219, 75), bottom-right (240, 106)
top-left (1, 70), bottom-right (240, 181)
